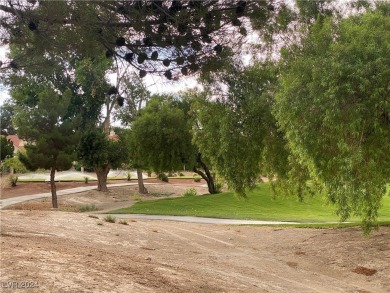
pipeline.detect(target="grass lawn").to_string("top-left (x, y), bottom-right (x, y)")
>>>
top-left (112, 183), bottom-right (390, 223)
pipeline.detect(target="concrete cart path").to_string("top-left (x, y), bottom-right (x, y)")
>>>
top-left (0, 183), bottom-right (147, 209)
top-left (105, 214), bottom-right (303, 225)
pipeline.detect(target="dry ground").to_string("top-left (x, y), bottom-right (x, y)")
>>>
top-left (1, 179), bottom-right (390, 292)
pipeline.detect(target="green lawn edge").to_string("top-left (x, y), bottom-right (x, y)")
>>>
top-left (110, 183), bottom-right (390, 224)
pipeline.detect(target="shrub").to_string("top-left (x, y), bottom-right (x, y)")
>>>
top-left (157, 173), bottom-right (169, 182)
top-left (179, 172), bottom-right (185, 177)
top-left (79, 203), bottom-right (97, 212)
top-left (127, 172), bottom-right (131, 181)
top-left (133, 193), bottom-right (141, 201)
top-left (147, 170), bottom-right (152, 177)
top-left (168, 172), bottom-right (176, 177)
top-left (84, 176), bottom-right (89, 184)
top-left (194, 177), bottom-right (201, 182)
top-left (103, 215), bottom-right (116, 223)
top-left (4, 157), bottom-right (27, 174)
top-left (119, 219), bottom-right (129, 225)
top-left (8, 174), bottom-right (18, 187)
top-left (214, 182), bottom-right (224, 193)
top-left (183, 188), bottom-right (197, 197)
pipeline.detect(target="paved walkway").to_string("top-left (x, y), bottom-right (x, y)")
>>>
top-left (0, 183), bottom-right (141, 209)
top-left (1, 184), bottom-right (342, 226)
top-left (107, 214), bottom-right (302, 225)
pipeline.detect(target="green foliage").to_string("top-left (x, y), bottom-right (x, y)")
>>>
top-left (130, 95), bottom-right (195, 173)
top-left (103, 215), bottom-right (116, 223)
top-left (1, 1), bottom-right (264, 79)
top-left (0, 136), bottom-right (14, 160)
top-left (3, 156), bottom-right (28, 173)
top-left (13, 85), bottom-right (80, 173)
top-left (8, 174), bottom-right (18, 187)
top-left (194, 177), bottom-right (201, 183)
top-left (77, 129), bottom-right (127, 170)
top-left (127, 172), bottom-right (131, 181)
top-left (84, 177), bottom-right (89, 184)
top-left (79, 203), bottom-right (97, 212)
top-left (157, 173), bottom-right (169, 183)
top-left (194, 63), bottom-right (279, 196)
top-left (0, 100), bottom-right (17, 135)
top-left (275, 8), bottom-right (390, 230)
top-left (183, 188), bottom-right (197, 197)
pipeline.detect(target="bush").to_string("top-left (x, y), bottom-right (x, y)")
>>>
top-left (133, 193), bottom-right (141, 201)
top-left (4, 157), bottom-right (27, 174)
top-left (194, 177), bottom-right (201, 182)
top-left (127, 172), bottom-right (131, 181)
top-left (84, 177), bottom-right (89, 184)
top-left (168, 172), bottom-right (176, 177)
top-left (8, 174), bottom-right (18, 187)
top-left (119, 219), bottom-right (129, 225)
top-left (157, 173), bottom-right (169, 182)
top-left (79, 203), bottom-right (97, 212)
top-left (214, 182), bottom-right (224, 193)
top-left (183, 188), bottom-right (197, 197)
top-left (103, 215), bottom-right (116, 223)
top-left (179, 172), bottom-right (185, 177)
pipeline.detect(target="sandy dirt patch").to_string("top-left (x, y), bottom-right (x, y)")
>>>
top-left (2, 180), bottom-right (209, 212)
top-left (1, 210), bottom-right (389, 292)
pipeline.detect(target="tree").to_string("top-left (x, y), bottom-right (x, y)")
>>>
top-left (0, 100), bottom-right (16, 135)
top-left (130, 94), bottom-right (218, 194)
top-left (77, 129), bottom-right (127, 192)
top-left (15, 87), bottom-right (80, 208)
top-left (193, 63), bottom-right (279, 196)
top-left (274, 5), bottom-right (390, 230)
top-left (0, 1), bottom-right (301, 80)
top-left (113, 73), bottom-right (151, 194)
top-left (0, 136), bottom-right (14, 160)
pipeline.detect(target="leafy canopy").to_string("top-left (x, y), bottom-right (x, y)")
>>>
top-left (274, 6), bottom-right (390, 229)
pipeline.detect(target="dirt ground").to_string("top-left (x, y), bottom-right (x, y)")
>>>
top-left (1, 179), bottom-right (390, 292)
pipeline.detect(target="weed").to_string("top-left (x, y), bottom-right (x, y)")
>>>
top-left (183, 188), bottom-right (197, 197)
top-left (119, 219), bottom-right (128, 225)
top-left (133, 193), bottom-right (141, 201)
top-left (103, 215), bottom-right (116, 223)
top-left (8, 175), bottom-right (18, 187)
top-left (79, 203), bottom-right (98, 212)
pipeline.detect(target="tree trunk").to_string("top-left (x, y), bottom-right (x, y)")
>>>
top-left (95, 165), bottom-right (110, 192)
top-left (137, 168), bottom-right (148, 194)
top-left (50, 166), bottom-right (58, 208)
top-left (194, 153), bottom-right (216, 194)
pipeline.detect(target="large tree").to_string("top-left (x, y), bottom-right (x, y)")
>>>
top-left (274, 5), bottom-right (390, 230)
top-left (130, 94), bottom-right (218, 194)
top-left (114, 73), bottom-right (151, 194)
top-left (15, 87), bottom-right (80, 208)
top-left (193, 63), bottom-right (281, 196)
top-left (77, 129), bottom-right (127, 192)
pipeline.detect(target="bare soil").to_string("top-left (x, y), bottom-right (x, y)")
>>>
top-left (1, 179), bottom-right (390, 292)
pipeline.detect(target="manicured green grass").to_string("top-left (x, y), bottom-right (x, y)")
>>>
top-left (112, 183), bottom-right (390, 223)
